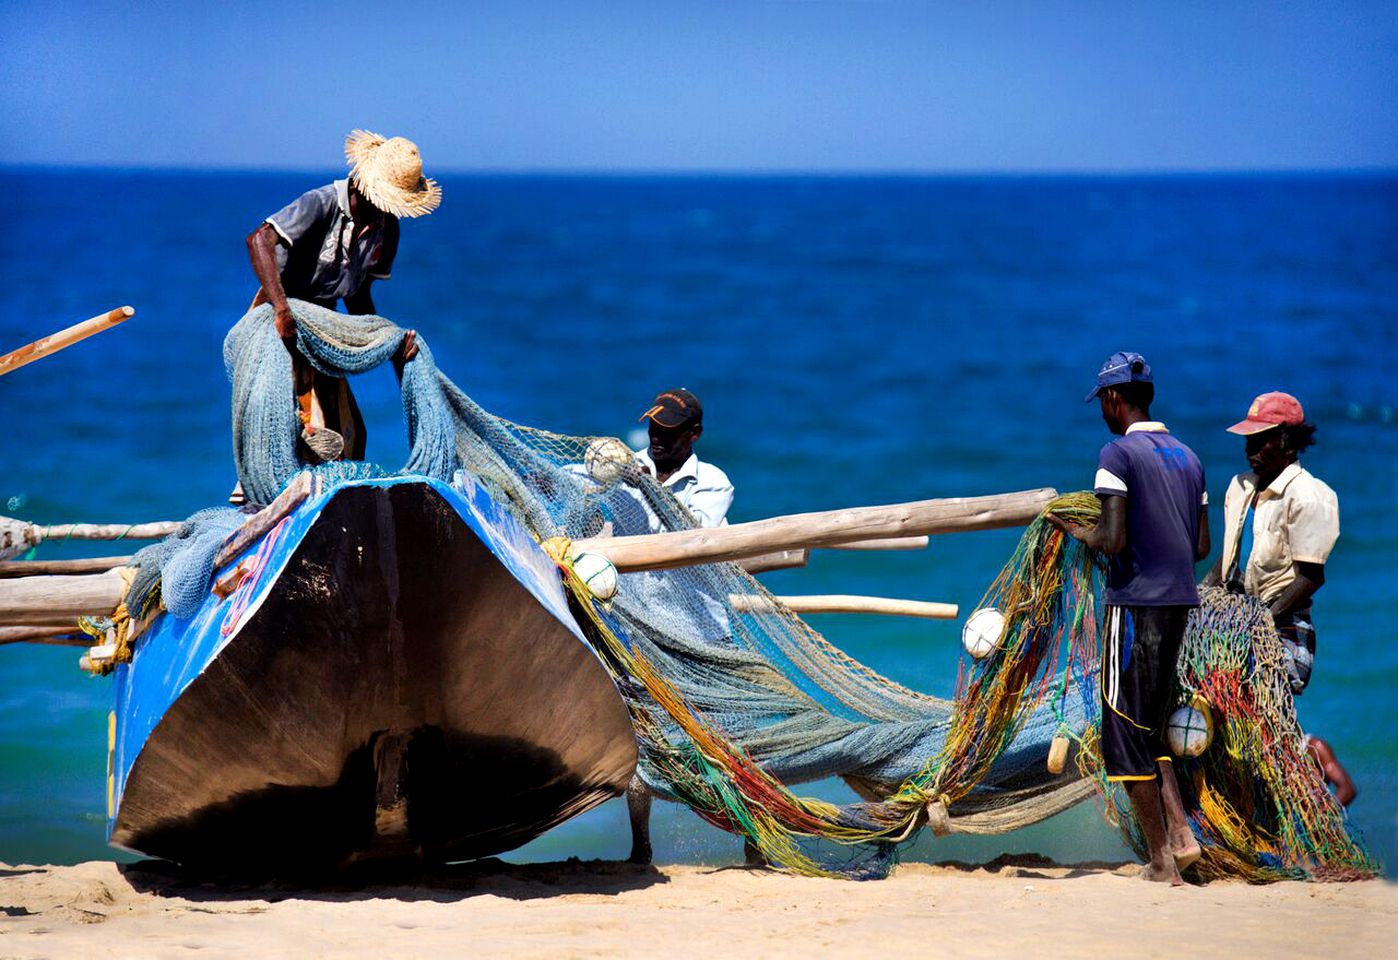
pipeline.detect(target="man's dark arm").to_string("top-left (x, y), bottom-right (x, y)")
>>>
top-left (1048, 494), bottom-right (1127, 555)
top-left (1200, 555), bottom-right (1223, 588)
top-left (343, 279), bottom-right (376, 316)
top-left (246, 224), bottom-right (296, 344)
top-left (1269, 561), bottom-right (1325, 621)
top-left (1195, 506), bottom-right (1211, 562)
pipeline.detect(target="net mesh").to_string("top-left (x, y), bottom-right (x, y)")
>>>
top-left (121, 300), bottom-right (1376, 880)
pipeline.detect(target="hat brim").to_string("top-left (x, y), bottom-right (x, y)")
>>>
top-left (345, 130), bottom-right (442, 219)
top-left (1084, 386), bottom-right (1103, 403)
top-left (1225, 418), bottom-right (1281, 436)
top-left (639, 410), bottom-right (697, 429)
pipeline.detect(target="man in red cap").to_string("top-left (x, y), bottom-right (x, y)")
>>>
top-left (1203, 392), bottom-right (1355, 804)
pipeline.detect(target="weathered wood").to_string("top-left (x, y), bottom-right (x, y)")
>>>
top-left (0, 306), bottom-right (135, 376)
top-left (824, 535), bottom-right (929, 551)
top-left (737, 548), bottom-right (809, 574)
top-left (730, 594), bottom-right (959, 620)
top-left (0, 568), bottom-right (128, 625)
top-left (35, 521), bottom-right (182, 541)
top-left (0, 626), bottom-right (89, 646)
top-left (575, 488), bottom-right (1056, 572)
top-left (213, 471), bottom-right (314, 569)
top-left (0, 556), bottom-right (133, 578)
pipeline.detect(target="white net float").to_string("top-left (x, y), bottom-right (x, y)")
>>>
top-left (572, 551), bottom-right (619, 601)
top-left (961, 606), bottom-right (1004, 660)
top-left (584, 437), bottom-right (634, 485)
top-left (1167, 701), bottom-right (1214, 758)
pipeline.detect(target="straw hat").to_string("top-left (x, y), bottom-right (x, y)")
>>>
top-left (344, 129), bottom-right (442, 218)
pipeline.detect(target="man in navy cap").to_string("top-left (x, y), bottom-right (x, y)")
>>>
top-left (633, 388), bottom-right (734, 529)
top-left (1050, 351), bottom-right (1211, 885)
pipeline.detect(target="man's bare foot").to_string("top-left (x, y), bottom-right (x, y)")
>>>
top-left (1172, 841), bottom-right (1202, 871)
top-left (1139, 861), bottom-right (1184, 885)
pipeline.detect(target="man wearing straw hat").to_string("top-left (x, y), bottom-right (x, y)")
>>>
top-left (245, 130), bottom-right (441, 466)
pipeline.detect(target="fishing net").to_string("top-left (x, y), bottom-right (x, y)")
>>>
top-left (121, 300), bottom-right (1375, 880)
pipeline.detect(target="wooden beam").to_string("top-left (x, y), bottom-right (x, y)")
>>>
top-left (0, 306), bottom-right (135, 376)
top-left (0, 568), bottom-right (129, 625)
top-left (0, 626), bottom-right (90, 646)
top-left (574, 488), bottom-right (1055, 572)
top-left (823, 535), bottom-right (929, 551)
top-left (731, 594), bottom-right (959, 620)
top-left (213, 471), bottom-right (313, 569)
top-left (737, 548), bottom-right (809, 575)
top-left (0, 556), bottom-right (133, 578)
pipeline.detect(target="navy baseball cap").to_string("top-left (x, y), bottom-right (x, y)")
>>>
top-left (1085, 351), bottom-right (1152, 402)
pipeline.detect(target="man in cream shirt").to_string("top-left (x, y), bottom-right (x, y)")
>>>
top-left (1203, 391), bottom-right (1354, 803)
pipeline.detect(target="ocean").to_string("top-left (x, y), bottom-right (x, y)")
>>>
top-left (0, 170), bottom-right (1393, 872)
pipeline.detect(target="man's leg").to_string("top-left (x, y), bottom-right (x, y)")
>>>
top-left (626, 778), bottom-right (653, 864)
top-left (1157, 759), bottom-right (1200, 867)
top-left (1123, 777), bottom-right (1183, 884)
top-left (1101, 606), bottom-right (1183, 884)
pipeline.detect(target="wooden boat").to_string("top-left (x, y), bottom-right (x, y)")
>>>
top-left (105, 472), bottom-right (637, 870)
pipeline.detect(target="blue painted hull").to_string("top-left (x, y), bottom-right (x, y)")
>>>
top-left (107, 473), bottom-right (636, 869)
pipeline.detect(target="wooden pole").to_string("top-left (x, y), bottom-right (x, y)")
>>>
top-left (824, 535), bottom-right (929, 551)
top-left (0, 556), bottom-right (134, 578)
top-left (213, 471), bottom-right (313, 569)
top-left (737, 548), bottom-right (809, 575)
top-left (574, 488), bottom-right (1055, 572)
top-left (30, 521), bottom-right (181, 542)
top-left (731, 594), bottom-right (959, 620)
top-left (0, 626), bottom-right (90, 646)
top-left (0, 568), bottom-right (129, 626)
top-left (0, 306), bottom-right (135, 376)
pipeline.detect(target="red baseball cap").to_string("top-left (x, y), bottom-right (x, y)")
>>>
top-left (1226, 391), bottom-right (1305, 435)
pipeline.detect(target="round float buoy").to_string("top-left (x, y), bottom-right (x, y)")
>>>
top-left (572, 551), bottom-right (619, 601)
top-left (1046, 734), bottom-right (1070, 774)
top-left (961, 607), bottom-right (1005, 660)
top-left (1167, 700), bottom-right (1213, 758)
top-left (584, 437), bottom-right (634, 484)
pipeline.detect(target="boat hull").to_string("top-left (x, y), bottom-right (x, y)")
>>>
top-left (109, 477), bottom-right (637, 869)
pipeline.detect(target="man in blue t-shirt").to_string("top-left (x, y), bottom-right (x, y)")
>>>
top-left (1050, 351), bottom-right (1211, 885)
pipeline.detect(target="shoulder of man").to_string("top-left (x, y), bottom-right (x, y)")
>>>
top-left (693, 458), bottom-right (733, 490)
top-left (266, 184), bottom-right (339, 244)
top-left (1289, 466), bottom-right (1339, 508)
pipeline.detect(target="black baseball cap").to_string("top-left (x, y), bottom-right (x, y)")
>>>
top-left (639, 388), bottom-right (703, 428)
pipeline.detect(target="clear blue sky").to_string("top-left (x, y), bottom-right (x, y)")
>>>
top-left (2, 0), bottom-right (1394, 172)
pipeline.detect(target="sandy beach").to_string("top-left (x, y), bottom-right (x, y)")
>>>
top-left (1, 855), bottom-right (1392, 959)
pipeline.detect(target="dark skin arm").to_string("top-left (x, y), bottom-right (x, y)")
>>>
top-left (1195, 506), bottom-right (1211, 563)
top-left (1048, 494), bottom-right (1127, 555)
top-left (246, 222), bottom-right (418, 362)
top-left (1270, 560), bottom-right (1324, 622)
top-left (246, 223), bottom-right (296, 346)
top-left (1306, 736), bottom-right (1356, 806)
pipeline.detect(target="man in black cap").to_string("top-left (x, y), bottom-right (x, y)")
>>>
top-left (634, 388), bottom-right (734, 529)
top-left (1049, 351), bottom-right (1210, 885)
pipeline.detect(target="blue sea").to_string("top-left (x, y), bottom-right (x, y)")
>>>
top-left (1, 170), bottom-right (1394, 872)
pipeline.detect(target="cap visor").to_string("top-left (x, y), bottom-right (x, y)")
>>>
top-left (1225, 419), bottom-right (1280, 436)
top-left (639, 411), bottom-right (690, 428)
top-left (1084, 386), bottom-right (1102, 403)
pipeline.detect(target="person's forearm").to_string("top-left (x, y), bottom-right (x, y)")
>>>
top-left (1200, 557), bottom-right (1223, 588)
top-left (344, 281), bottom-right (375, 316)
top-left (247, 225), bottom-right (289, 311)
top-left (1269, 572), bottom-right (1320, 621)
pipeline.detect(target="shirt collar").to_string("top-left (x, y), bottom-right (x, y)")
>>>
top-left (334, 179), bottom-right (352, 219)
top-left (634, 448), bottom-right (700, 488)
top-left (1264, 461), bottom-right (1304, 496)
top-left (1125, 421), bottom-right (1169, 434)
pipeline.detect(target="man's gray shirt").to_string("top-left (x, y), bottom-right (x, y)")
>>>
top-left (265, 180), bottom-right (399, 307)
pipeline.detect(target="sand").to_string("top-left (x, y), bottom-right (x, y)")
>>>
top-left (1, 856), bottom-right (1393, 959)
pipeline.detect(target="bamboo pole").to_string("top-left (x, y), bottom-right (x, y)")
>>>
top-left (0, 568), bottom-right (129, 626)
top-left (0, 306), bottom-right (135, 376)
top-left (1, 517), bottom-right (180, 561)
top-left (824, 535), bottom-right (929, 551)
top-left (574, 488), bottom-right (1055, 572)
top-left (731, 594), bottom-right (959, 620)
top-left (0, 556), bottom-right (134, 578)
